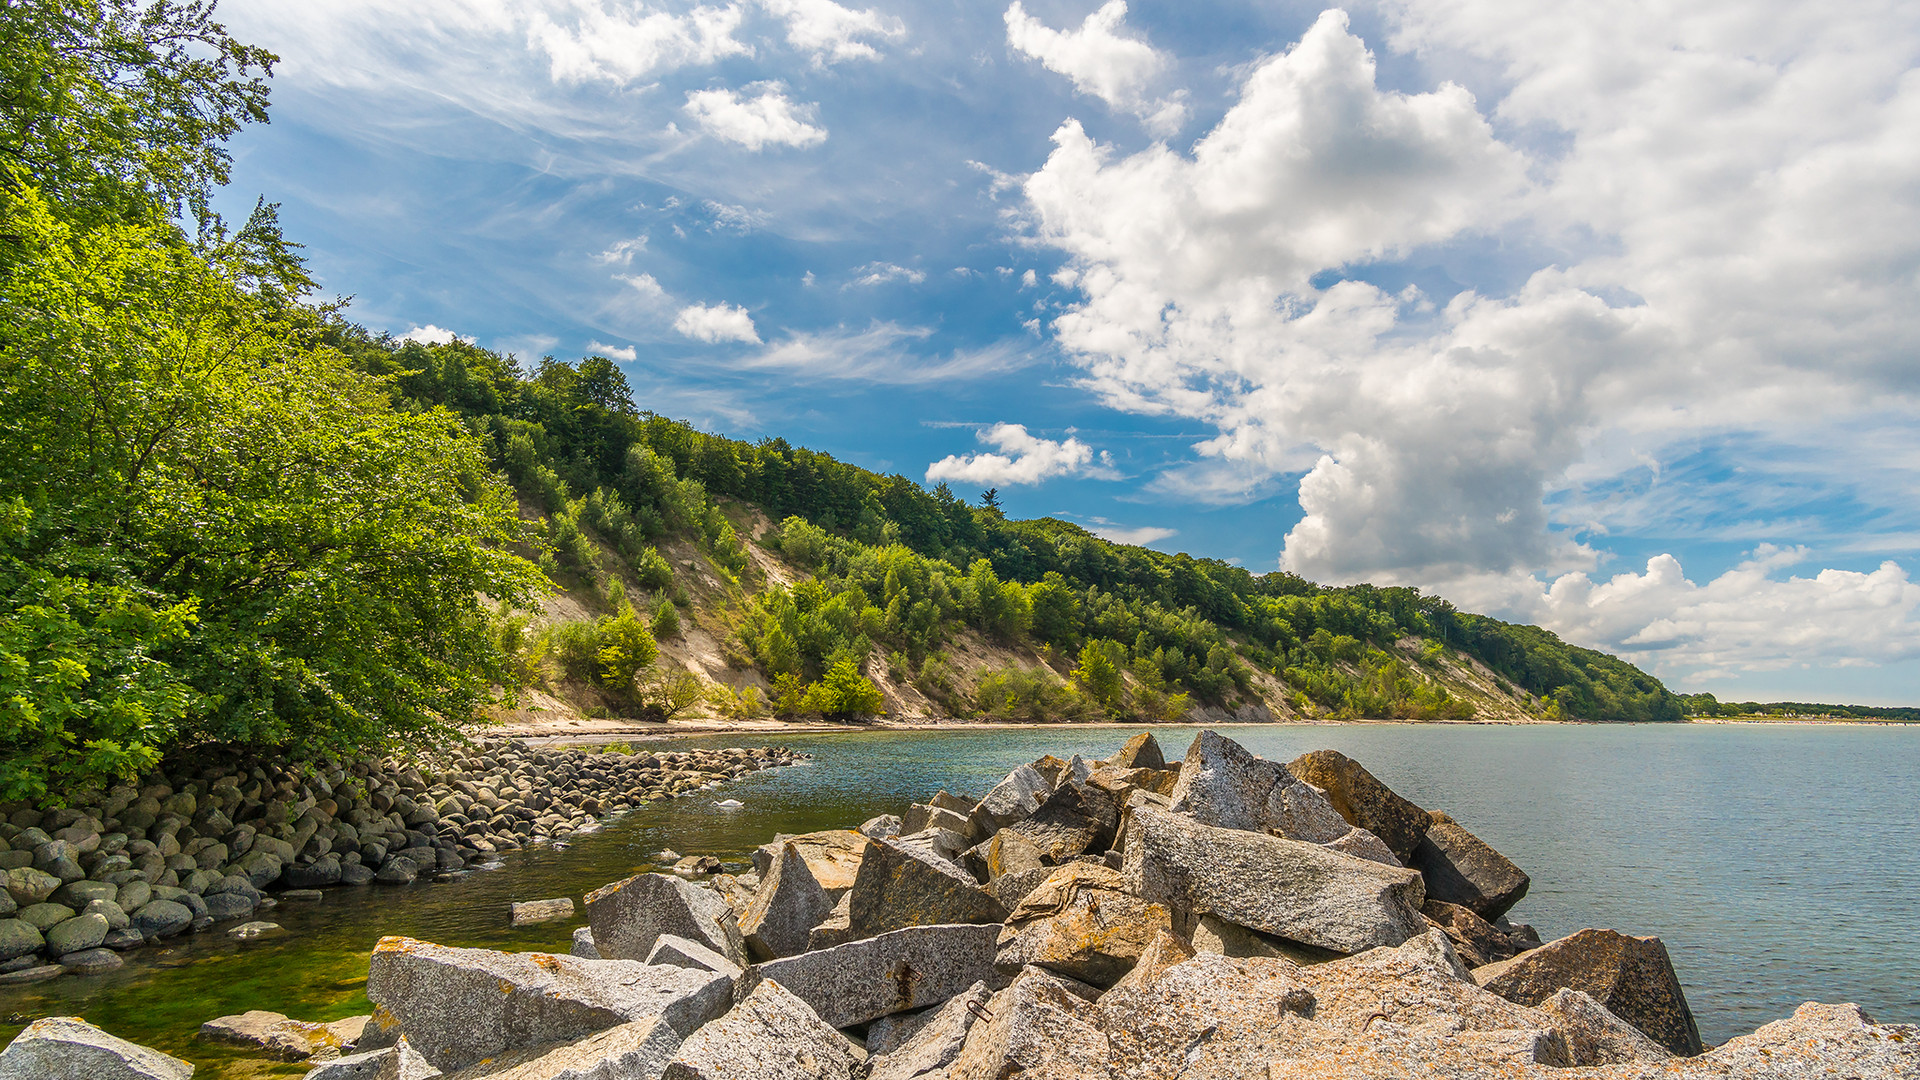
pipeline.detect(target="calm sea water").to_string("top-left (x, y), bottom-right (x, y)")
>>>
top-left (2, 723), bottom-right (1914, 1076)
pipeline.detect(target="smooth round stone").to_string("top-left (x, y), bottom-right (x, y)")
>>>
top-left (0, 964), bottom-right (62, 985)
top-left (278, 889), bottom-right (323, 902)
top-left (0, 918), bottom-right (44, 960)
top-left (45, 912), bottom-right (109, 955)
top-left (57, 947), bottom-right (123, 973)
top-left (51, 879), bottom-right (115, 908)
top-left (201, 892), bottom-right (255, 921)
top-left (17, 902), bottom-right (76, 931)
top-left (228, 921), bottom-right (283, 940)
top-left (82, 899), bottom-right (129, 930)
top-left (130, 899), bottom-right (192, 939)
top-left (101, 927), bottom-right (145, 950)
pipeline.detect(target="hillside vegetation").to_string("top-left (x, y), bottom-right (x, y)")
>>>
top-left (0, 1), bottom-right (1678, 802)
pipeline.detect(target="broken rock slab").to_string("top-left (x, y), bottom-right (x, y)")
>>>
top-left (1539, 987), bottom-right (1673, 1065)
top-left (365, 936), bottom-right (733, 1073)
top-left (1288, 749), bottom-right (1433, 863)
top-left (570, 926), bottom-right (600, 959)
top-left (1109, 731), bottom-right (1166, 770)
top-left (967, 764), bottom-right (1051, 838)
top-left (845, 839), bottom-right (1006, 939)
top-left (302, 1038), bottom-right (439, 1080)
top-left (963, 828), bottom-right (1044, 882)
top-left (1474, 927), bottom-right (1702, 1056)
top-left (749, 830), bottom-right (867, 899)
top-left (1122, 807), bottom-right (1427, 955)
top-left (584, 872), bottom-right (746, 966)
top-left (739, 842), bottom-right (830, 962)
top-left (741, 923), bottom-right (1006, 1029)
top-left (200, 1010), bottom-right (364, 1061)
top-left (1001, 780), bottom-right (1117, 863)
top-left (661, 978), bottom-right (859, 1080)
top-left (942, 966), bottom-right (1109, 1080)
top-left (509, 898), bottom-right (575, 928)
top-left (0, 1016), bottom-right (193, 1080)
top-left (1170, 731), bottom-right (1351, 844)
top-left (436, 1016), bottom-right (687, 1080)
top-left (1411, 812), bottom-right (1531, 921)
top-left (647, 934), bottom-right (743, 979)
top-left (867, 981), bottom-right (994, 1080)
top-left (994, 863), bottom-right (1170, 988)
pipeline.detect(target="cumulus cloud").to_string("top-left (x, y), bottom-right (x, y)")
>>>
top-left (587, 340), bottom-right (639, 361)
top-left (759, 0), bottom-right (904, 64)
top-left (926, 423), bottom-right (1116, 486)
top-left (684, 84), bottom-right (827, 149)
top-left (615, 272), bottom-right (668, 301)
top-left (529, 2), bottom-right (749, 85)
top-left (1019, 4), bottom-right (1920, 672)
top-left (397, 324), bottom-right (473, 345)
top-left (849, 261), bottom-right (926, 287)
top-left (1004, 1), bottom-right (1186, 134)
top-left (674, 302), bottom-right (763, 343)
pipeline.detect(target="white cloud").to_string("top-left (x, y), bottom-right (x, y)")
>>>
top-left (1018, 4), bottom-right (1920, 672)
top-left (744, 323), bottom-right (1032, 384)
top-left (684, 84), bottom-right (827, 150)
top-left (595, 236), bottom-right (648, 265)
top-left (1004, 1), bottom-right (1186, 134)
top-left (397, 324), bottom-right (473, 345)
top-left (926, 423), bottom-right (1115, 486)
top-left (674, 302), bottom-right (763, 343)
top-left (1089, 522), bottom-right (1177, 546)
top-left (615, 272), bottom-right (668, 301)
top-left (529, 2), bottom-right (749, 86)
top-left (758, 0), bottom-right (904, 65)
top-left (849, 261), bottom-right (926, 287)
top-left (588, 340), bottom-right (639, 361)
top-left (704, 200), bottom-right (769, 232)
top-left (1455, 548), bottom-right (1920, 680)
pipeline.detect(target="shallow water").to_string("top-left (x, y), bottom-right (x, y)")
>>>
top-left (2, 723), bottom-right (1915, 1074)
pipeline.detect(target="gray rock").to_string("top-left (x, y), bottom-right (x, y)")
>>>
top-left (739, 842), bottom-right (830, 961)
top-left (741, 923), bottom-right (1006, 1029)
top-left (339, 863), bottom-right (376, 886)
top-left (1411, 813), bottom-right (1530, 920)
top-left (967, 764), bottom-right (1051, 838)
top-left (859, 815), bottom-right (902, 841)
top-left (130, 899), bottom-right (192, 939)
top-left (868, 981), bottom-right (993, 1080)
top-left (661, 978), bottom-right (858, 1080)
top-left (645, 934), bottom-right (743, 979)
top-left (963, 828), bottom-right (1044, 882)
top-left (0, 1015), bottom-right (193, 1079)
top-left (1001, 781), bottom-right (1114, 863)
top-left (435, 1016), bottom-right (686, 1080)
top-left (374, 857), bottom-right (419, 885)
top-left (1110, 731), bottom-right (1167, 770)
top-left (51, 880), bottom-right (115, 908)
top-left (1287, 749), bottom-right (1432, 862)
top-left (1474, 927), bottom-right (1701, 1056)
top-left (571, 926), bottom-right (600, 959)
top-left (1121, 807), bottom-right (1427, 955)
top-left (115, 881), bottom-right (151, 914)
top-left (56, 948), bottom-right (123, 973)
top-left (365, 935), bottom-right (733, 1072)
top-left (985, 865), bottom-right (1057, 911)
top-left (0, 919), bottom-right (43, 960)
top-left (749, 830), bottom-right (866, 899)
top-left (44, 913), bottom-right (109, 955)
top-left (83, 899), bottom-right (130, 931)
top-left (18, 901), bottom-right (75, 930)
top-left (228, 921), bottom-right (283, 939)
top-left (282, 859), bottom-right (342, 888)
top-left (1540, 987), bottom-right (1673, 1065)
top-left (509, 898), bottom-right (575, 927)
top-left (1169, 730), bottom-right (1355, 845)
top-left (301, 1038), bottom-right (440, 1080)
top-left (1189, 912), bottom-right (1331, 965)
top-left (994, 864), bottom-right (1172, 987)
top-left (845, 839), bottom-right (1006, 939)
top-left (0, 964), bottom-right (63, 985)
top-left (900, 804), bottom-right (972, 838)
top-left (201, 891), bottom-right (255, 921)
top-left (585, 873), bottom-right (746, 966)
top-left (940, 966), bottom-right (1109, 1080)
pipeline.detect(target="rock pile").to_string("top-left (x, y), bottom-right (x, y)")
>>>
top-left (7, 730), bottom-right (1914, 1079)
top-left (0, 737), bottom-right (796, 984)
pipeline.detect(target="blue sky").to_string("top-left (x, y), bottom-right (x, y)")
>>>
top-left (217, 0), bottom-right (1920, 703)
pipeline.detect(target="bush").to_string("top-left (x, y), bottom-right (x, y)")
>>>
top-left (653, 598), bottom-right (681, 639)
top-left (800, 657), bottom-right (886, 719)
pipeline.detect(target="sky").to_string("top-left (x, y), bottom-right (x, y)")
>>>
top-left (213, 0), bottom-right (1920, 704)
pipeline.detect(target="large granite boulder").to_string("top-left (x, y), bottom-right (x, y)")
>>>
top-left (364, 935), bottom-right (733, 1072)
top-left (0, 1016), bottom-right (192, 1080)
top-left (749, 830), bottom-right (867, 899)
top-left (0, 919), bottom-right (42, 961)
top-left (1108, 927), bottom-right (1196, 994)
top-left (741, 923), bottom-right (1006, 1028)
top-left (942, 967), bottom-right (1110, 1080)
top-left (1422, 899), bottom-right (1522, 968)
top-left (868, 981), bottom-right (994, 1080)
top-left (1474, 927), bottom-right (1702, 1056)
top-left (1287, 749), bottom-right (1432, 862)
top-left (739, 842), bottom-right (830, 961)
top-left (199, 1010), bottom-right (365, 1061)
top-left (963, 828), bottom-right (1044, 882)
top-left (1110, 731), bottom-right (1166, 770)
top-left (1170, 732), bottom-right (1395, 860)
top-left (646, 934), bottom-right (743, 979)
top-left (968, 764), bottom-right (1051, 837)
top-left (994, 863), bottom-right (1171, 987)
top-left (1002, 780), bottom-right (1117, 863)
top-left (1672, 1002), bottom-right (1919, 1078)
top-left (585, 872), bottom-right (746, 966)
top-left (845, 839), bottom-right (1006, 939)
top-left (661, 978), bottom-right (859, 1080)
top-left (1121, 807), bottom-right (1427, 955)
top-left (1410, 812), bottom-right (1530, 920)
top-left (1539, 987), bottom-right (1673, 1065)
top-left (302, 1038), bottom-right (438, 1080)
top-left (433, 1017), bottom-right (686, 1080)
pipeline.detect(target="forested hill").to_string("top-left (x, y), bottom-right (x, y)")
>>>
top-left (337, 331), bottom-right (1680, 731)
top-left (0, 1), bottom-right (1675, 805)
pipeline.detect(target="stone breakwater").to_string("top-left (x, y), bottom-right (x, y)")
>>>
top-left (3, 729), bottom-right (1915, 1080)
top-left (0, 737), bottom-right (798, 986)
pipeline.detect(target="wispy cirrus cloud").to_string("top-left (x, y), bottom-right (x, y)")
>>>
top-left (739, 323), bottom-right (1032, 385)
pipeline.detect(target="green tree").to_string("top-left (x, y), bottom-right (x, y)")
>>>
top-left (1072, 639), bottom-right (1126, 710)
top-left (801, 657), bottom-right (886, 719)
top-left (652, 597), bottom-right (681, 639)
